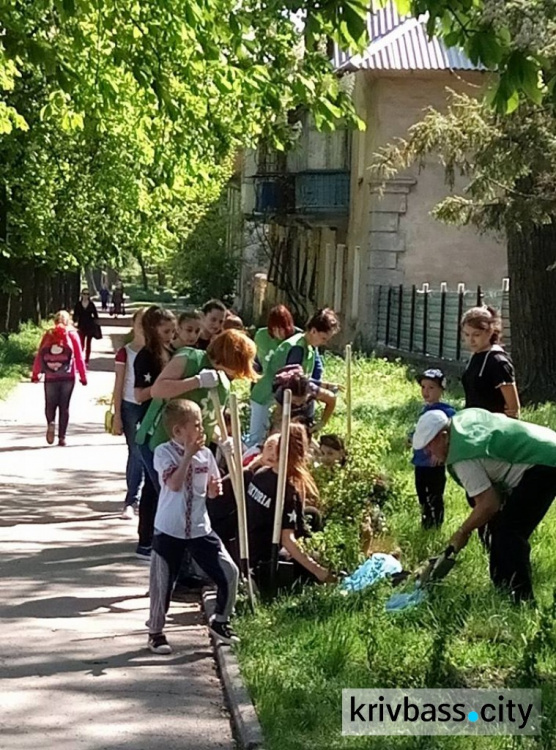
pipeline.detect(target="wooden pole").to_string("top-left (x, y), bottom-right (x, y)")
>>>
top-left (269, 388), bottom-right (292, 596)
top-left (229, 393), bottom-right (255, 610)
top-left (345, 344), bottom-right (352, 443)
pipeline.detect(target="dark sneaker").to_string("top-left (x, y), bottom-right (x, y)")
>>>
top-left (58, 437), bottom-right (67, 447)
top-left (209, 618), bottom-right (240, 645)
top-left (135, 545), bottom-right (151, 561)
top-left (148, 633), bottom-right (172, 654)
top-left (46, 423), bottom-right (55, 445)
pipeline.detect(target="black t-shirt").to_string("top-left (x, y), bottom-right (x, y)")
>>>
top-left (245, 467), bottom-right (304, 566)
top-left (461, 347), bottom-right (515, 413)
top-left (133, 348), bottom-right (165, 417)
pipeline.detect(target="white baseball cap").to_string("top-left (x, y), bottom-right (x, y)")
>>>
top-left (413, 410), bottom-right (451, 450)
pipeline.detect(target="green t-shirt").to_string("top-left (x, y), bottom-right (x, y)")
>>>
top-left (447, 408), bottom-right (556, 470)
top-left (135, 347), bottom-right (230, 450)
top-left (250, 332), bottom-right (315, 406)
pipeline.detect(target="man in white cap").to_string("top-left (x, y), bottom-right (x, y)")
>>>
top-left (413, 407), bottom-right (556, 603)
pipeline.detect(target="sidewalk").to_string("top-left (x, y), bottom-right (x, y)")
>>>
top-left (0, 326), bottom-right (234, 750)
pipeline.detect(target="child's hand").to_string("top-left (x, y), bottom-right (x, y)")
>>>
top-left (188, 435), bottom-right (205, 458)
top-left (208, 475), bottom-right (222, 498)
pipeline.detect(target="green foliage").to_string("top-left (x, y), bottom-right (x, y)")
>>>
top-left (0, 323), bottom-right (42, 399)
top-left (372, 89), bottom-right (556, 234)
top-left (171, 200), bottom-right (240, 305)
top-left (236, 353), bottom-right (556, 749)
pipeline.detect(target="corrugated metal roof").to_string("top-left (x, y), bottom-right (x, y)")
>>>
top-left (334, 3), bottom-right (484, 73)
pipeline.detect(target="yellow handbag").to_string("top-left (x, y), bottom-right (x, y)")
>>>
top-left (105, 397), bottom-right (115, 435)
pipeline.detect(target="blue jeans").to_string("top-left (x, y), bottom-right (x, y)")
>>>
top-left (137, 441), bottom-right (161, 549)
top-left (247, 400), bottom-right (270, 447)
top-left (121, 400), bottom-right (144, 506)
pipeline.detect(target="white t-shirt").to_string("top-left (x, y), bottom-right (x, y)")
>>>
top-left (452, 458), bottom-right (532, 498)
top-left (153, 441), bottom-right (220, 539)
top-left (115, 344), bottom-right (141, 404)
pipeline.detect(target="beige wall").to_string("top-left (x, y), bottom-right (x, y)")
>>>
top-left (347, 69), bottom-right (507, 342)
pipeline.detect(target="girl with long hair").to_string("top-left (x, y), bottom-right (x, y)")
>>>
top-left (31, 310), bottom-right (87, 446)
top-left (113, 308), bottom-right (145, 519)
top-left (461, 306), bottom-right (520, 418)
top-left (217, 424), bottom-right (331, 584)
top-left (133, 305), bottom-right (176, 559)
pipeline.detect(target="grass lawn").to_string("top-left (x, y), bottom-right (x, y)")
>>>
top-left (235, 354), bottom-right (556, 750)
top-left (0, 323), bottom-right (42, 400)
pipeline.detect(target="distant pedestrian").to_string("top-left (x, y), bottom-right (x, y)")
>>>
top-left (99, 285), bottom-right (110, 312)
top-left (112, 284), bottom-right (125, 318)
top-left (31, 310), bottom-right (87, 446)
top-left (73, 289), bottom-right (99, 364)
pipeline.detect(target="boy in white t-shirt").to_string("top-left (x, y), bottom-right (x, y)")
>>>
top-left (147, 399), bottom-right (239, 654)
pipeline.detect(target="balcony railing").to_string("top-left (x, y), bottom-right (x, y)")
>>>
top-left (295, 170), bottom-right (350, 215)
top-left (251, 170), bottom-right (350, 216)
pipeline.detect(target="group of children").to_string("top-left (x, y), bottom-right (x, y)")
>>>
top-left (108, 298), bottom-right (349, 653)
top-left (32, 293), bottom-right (518, 653)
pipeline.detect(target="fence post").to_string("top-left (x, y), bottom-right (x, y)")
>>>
top-left (409, 284), bottom-right (416, 352)
top-left (396, 284), bottom-right (403, 349)
top-left (456, 282), bottom-right (465, 361)
top-left (334, 243), bottom-right (345, 312)
top-left (376, 286), bottom-right (382, 341)
top-left (422, 283), bottom-right (429, 356)
top-left (351, 245), bottom-right (361, 320)
top-left (439, 282), bottom-right (447, 358)
top-left (385, 286), bottom-right (392, 346)
top-left (476, 285), bottom-right (483, 307)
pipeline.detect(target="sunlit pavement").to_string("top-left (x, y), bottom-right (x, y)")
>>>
top-left (0, 327), bottom-right (233, 750)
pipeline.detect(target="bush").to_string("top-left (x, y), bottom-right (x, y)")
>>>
top-left (0, 323), bottom-right (42, 399)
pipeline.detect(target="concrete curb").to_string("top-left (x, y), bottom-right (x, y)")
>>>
top-left (202, 590), bottom-right (265, 750)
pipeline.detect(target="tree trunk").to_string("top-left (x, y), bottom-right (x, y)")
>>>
top-left (507, 222), bottom-right (556, 404)
top-left (138, 255), bottom-right (149, 290)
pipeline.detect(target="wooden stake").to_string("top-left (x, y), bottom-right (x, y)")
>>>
top-left (229, 392), bottom-right (255, 610)
top-left (345, 344), bottom-right (352, 443)
top-left (269, 388), bottom-right (292, 596)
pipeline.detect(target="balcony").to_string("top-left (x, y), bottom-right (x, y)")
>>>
top-left (295, 170), bottom-right (350, 215)
top-left (253, 174), bottom-right (295, 215)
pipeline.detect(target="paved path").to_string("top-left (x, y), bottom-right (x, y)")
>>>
top-left (0, 324), bottom-right (234, 750)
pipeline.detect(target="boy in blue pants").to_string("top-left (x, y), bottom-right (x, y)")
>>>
top-left (412, 369), bottom-right (456, 529)
top-left (147, 399), bottom-right (239, 654)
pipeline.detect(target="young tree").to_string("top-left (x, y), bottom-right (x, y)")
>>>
top-left (373, 94), bottom-right (556, 403)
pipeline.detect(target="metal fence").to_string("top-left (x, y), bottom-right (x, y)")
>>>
top-left (376, 281), bottom-right (511, 361)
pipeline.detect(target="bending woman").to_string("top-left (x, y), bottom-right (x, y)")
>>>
top-left (248, 308), bottom-right (340, 447)
top-left (31, 310), bottom-right (87, 446)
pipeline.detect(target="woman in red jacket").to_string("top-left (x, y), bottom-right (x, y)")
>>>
top-left (31, 310), bottom-right (87, 446)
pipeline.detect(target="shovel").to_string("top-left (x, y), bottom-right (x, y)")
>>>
top-left (416, 545), bottom-right (457, 588)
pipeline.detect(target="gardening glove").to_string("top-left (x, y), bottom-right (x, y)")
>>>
top-left (218, 437), bottom-right (234, 460)
top-left (198, 369), bottom-right (219, 389)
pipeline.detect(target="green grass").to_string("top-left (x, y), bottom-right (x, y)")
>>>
top-left (235, 354), bottom-right (556, 750)
top-left (0, 323), bottom-right (43, 400)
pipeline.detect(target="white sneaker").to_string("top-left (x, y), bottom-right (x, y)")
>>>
top-left (120, 505), bottom-right (134, 520)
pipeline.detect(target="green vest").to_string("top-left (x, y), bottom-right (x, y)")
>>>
top-left (135, 348), bottom-right (229, 450)
top-left (254, 328), bottom-right (280, 376)
top-left (447, 408), bottom-right (556, 469)
top-left (250, 332), bottom-right (315, 406)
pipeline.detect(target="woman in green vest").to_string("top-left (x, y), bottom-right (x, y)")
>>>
top-left (248, 308), bottom-right (340, 447)
top-left (254, 305), bottom-right (297, 376)
top-left (137, 329), bottom-right (258, 452)
top-left (413, 407), bottom-right (556, 603)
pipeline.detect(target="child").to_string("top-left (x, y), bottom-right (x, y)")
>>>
top-left (411, 369), bottom-right (456, 529)
top-left (173, 310), bottom-right (202, 351)
top-left (318, 434), bottom-right (347, 467)
top-left (148, 399), bottom-right (239, 653)
top-left (271, 366), bottom-right (337, 435)
top-left (197, 299), bottom-right (227, 350)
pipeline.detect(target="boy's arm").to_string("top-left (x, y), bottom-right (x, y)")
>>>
top-left (163, 441), bottom-right (203, 492)
top-left (207, 450), bottom-right (223, 498)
